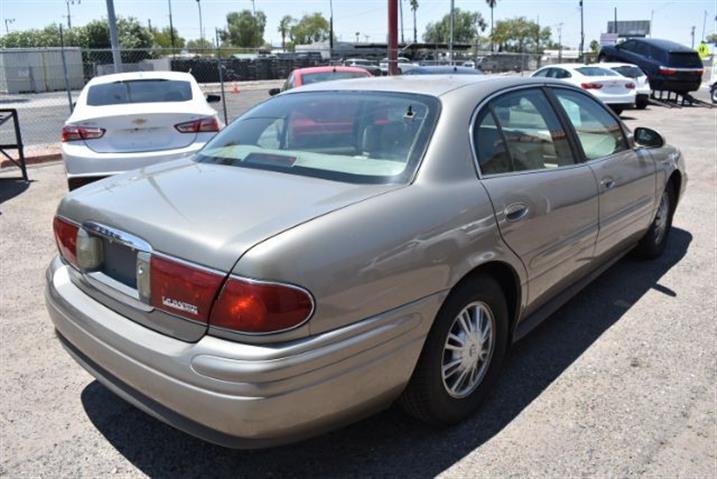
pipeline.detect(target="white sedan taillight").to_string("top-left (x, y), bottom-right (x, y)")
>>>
top-left (174, 117), bottom-right (220, 133)
top-left (61, 125), bottom-right (105, 142)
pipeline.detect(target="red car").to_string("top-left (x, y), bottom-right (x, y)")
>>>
top-left (269, 66), bottom-right (372, 96)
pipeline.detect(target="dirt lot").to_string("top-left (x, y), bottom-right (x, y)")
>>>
top-left (1, 101), bottom-right (715, 477)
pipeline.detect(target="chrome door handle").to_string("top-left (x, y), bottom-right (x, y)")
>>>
top-left (601, 177), bottom-right (616, 190)
top-left (504, 202), bottom-right (529, 222)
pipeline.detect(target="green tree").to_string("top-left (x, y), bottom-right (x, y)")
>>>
top-left (486, 0), bottom-right (497, 51)
top-left (152, 26), bottom-right (185, 49)
top-left (491, 16), bottom-right (552, 53)
top-left (409, 1), bottom-right (418, 43)
top-left (290, 13), bottom-right (331, 45)
top-left (278, 15), bottom-right (294, 49)
top-left (589, 39), bottom-right (600, 53)
top-left (221, 10), bottom-right (266, 47)
top-left (423, 8), bottom-right (486, 44)
top-left (186, 38), bottom-right (214, 52)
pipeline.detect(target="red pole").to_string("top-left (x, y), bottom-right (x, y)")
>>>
top-left (388, 0), bottom-right (398, 75)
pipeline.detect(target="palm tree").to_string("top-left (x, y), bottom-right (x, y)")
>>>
top-left (410, 0), bottom-right (418, 43)
top-left (486, 0), bottom-right (497, 51)
top-left (278, 15), bottom-right (293, 50)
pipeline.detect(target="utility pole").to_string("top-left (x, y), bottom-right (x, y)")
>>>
top-left (251, 0), bottom-right (256, 16)
top-left (4, 18), bottom-right (15, 34)
top-left (579, 0), bottom-right (584, 61)
top-left (329, 0), bottom-right (334, 60)
top-left (449, 0), bottom-right (455, 64)
top-left (557, 23), bottom-right (564, 62)
top-left (65, 0), bottom-right (80, 30)
top-left (650, 9), bottom-right (654, 37)
top-left (690, 26), bottom-right (695, 48)
top-left (168, 0), bottom-right (175, 49)
top-left (412, 2), bottom-right (417, 44)
top-left (355, 32), bottom-right (360, 43)
top-left (196, 0), bottom-right (204, 42)
top-left (148, 19), bottom-right (152, 32)
top-left (399, 0), bottom-right (404, 44)
top-left (613, 7), bottom-right (617, 34)
top-left (702, 10), bottom-right (707, 41)
top-left (388, 0), bottom-right (398, 75)
top-left (105, 0), bottom-right (122, 72)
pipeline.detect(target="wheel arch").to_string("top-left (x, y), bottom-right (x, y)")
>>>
top-left (451, 261), bottom-right (523, 340)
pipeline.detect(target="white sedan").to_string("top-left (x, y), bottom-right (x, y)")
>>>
top-left (62, 71), bottom-right (222, 190)
top-left (599, 62), bottom-right (651, 109)
top-left (532, 64), bottom-right (636, 114)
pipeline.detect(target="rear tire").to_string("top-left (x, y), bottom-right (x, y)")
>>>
top-left (636, 96), bottom-right (649, 110)
top-left (399, 275), bottom-right (508, 425)
top-left (611, 106), bottom-right (624, 116)
top-left (635, 183), bottom-right (675, 259)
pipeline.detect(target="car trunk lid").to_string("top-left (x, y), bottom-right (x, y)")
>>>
top-left (58, 159), bottom-right (402, 338)
top-left (70, 104), bottom-right (211, 153)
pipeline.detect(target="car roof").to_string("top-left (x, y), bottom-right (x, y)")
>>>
top-left (539, 63), bottom-right (611, 71)
top-left (407, 66), bottom-right (481, 74)
top-left (293, 66), bottom-right (370, 75)
top-left (598, 62), bottom-right (643, 69)
top-left (87, 71), bottom-right (196, 85)
top-left (632, 38), bottom-right (694, 52)
top-left (283, 75), bottom-right (559, 98)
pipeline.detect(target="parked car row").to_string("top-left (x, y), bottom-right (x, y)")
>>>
top-left (52, 61), bottom-right (686, 449)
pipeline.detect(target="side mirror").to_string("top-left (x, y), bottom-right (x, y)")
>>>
top-left (634, 127), bottom-right (665, 148)
top-left (205, 94), bottom-right (221, 103)
top-left (268, 88), bottom-right (281, 96)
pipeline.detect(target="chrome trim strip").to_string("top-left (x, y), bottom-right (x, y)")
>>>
top-left (83, 222), bottom-right (152, 253)
top-left (658, 65), bottom-right (704, 72)
top-left (82, 271), bottom-right (154, 312)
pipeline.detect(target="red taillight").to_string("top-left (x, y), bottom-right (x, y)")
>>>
top-left (61, 125), bottom-right (105, 142)
top-left (53, 216), bottom-right (79, 266)
top-left (580, 82), bottom-right (603, 90)
top-left (625, 82), bottom-right (635, 89)
top-left (658, 66), bottom-right (677, 75)
top-left (149, 255), bottom-right (225, 322)
top-left (209, 277), bottom-right (314, 334)
top-left (174, 117), bottom-right (220, 133)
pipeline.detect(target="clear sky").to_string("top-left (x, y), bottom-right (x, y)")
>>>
top-left (1, 0), bottom-right (715, 49)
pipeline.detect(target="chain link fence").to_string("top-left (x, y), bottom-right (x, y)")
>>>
top-left (0, 45), bottom-right (587, 160)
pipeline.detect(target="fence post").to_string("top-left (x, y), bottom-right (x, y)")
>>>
top-left (216, 55), bottom-right (228, 125)
top-left (59, 24), bottom-right (74, 113)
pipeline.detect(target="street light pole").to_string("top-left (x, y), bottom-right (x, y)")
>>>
top-left (105, 0), bottom-right (122, 72)
top-left (399, 0), bottom-right (404, 44)
top-left (449, 0), bottom-right (454, 64)
top-left (168, 0), bottom-right (175, 49)
top-left (196, 0), bottom-right (204, 42)
top-left (65, 0), bottom-right (80, 30)
top-left (329, 0), bottom-right (334, 60)
top-left (579, 0), bottom-right (584, 60)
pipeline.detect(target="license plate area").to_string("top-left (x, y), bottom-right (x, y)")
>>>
top-left (101, 238), bottom-right (138, 289)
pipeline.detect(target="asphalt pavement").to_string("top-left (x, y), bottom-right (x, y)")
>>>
top-left (0, 95), bottom-right (715, 478)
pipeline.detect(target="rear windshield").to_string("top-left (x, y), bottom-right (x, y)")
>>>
top-left (196, 91), bottom-right (439, 184)
top-left (86, 79), bottom-right (193, 106)
top-left (576, 67), bottom-right (618, 77)
top-left (611, 65), bottom-right (644, 78)
top-left (301, 71), bottom-right (368, 85)
top-left (668, 52), bottom-right (703, 68)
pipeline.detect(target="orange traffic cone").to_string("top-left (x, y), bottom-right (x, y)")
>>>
top-left (232, 82), bottom-right (240, 94)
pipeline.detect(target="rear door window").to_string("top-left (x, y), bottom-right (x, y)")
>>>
top-left (668, 52), bottom-right (703, 68)
top-left (473, 88), bottom-right (576, 175)
top-left (552, 88), bottom-right (628, 160)
top-left (300, 71), bottom-right (368, 85)
top-left (86, 80), bottom-right (193, 106)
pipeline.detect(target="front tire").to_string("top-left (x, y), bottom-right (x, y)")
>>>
top-left (635, 184), bottom-right (675, 258)
top-left (399, 275), bottom-right (508, 425)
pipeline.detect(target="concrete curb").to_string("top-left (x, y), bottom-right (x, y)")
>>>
top-left (0, 153), bottom-right (61, 169)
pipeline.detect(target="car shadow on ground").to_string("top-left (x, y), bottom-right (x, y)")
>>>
top-left (81, 228), bottom-right (692, 478)
top-left (0, 178), bottom-right (30, 205)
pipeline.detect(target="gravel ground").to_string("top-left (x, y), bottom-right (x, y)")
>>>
top-left (0, 101), bottom-right (715, 478)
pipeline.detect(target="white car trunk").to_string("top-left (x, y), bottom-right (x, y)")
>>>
top-left (72, 105), bottom-right (204, 153)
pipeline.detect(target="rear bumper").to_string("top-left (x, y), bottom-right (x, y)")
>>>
top-left (597, 92), bottom-right (636, 106)
top-left (45, 257), bottom-right (440, 448)
top-left (62, 138), bottom-right (211, 178)
top-left (649, 77), bottom-right (702, 93)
